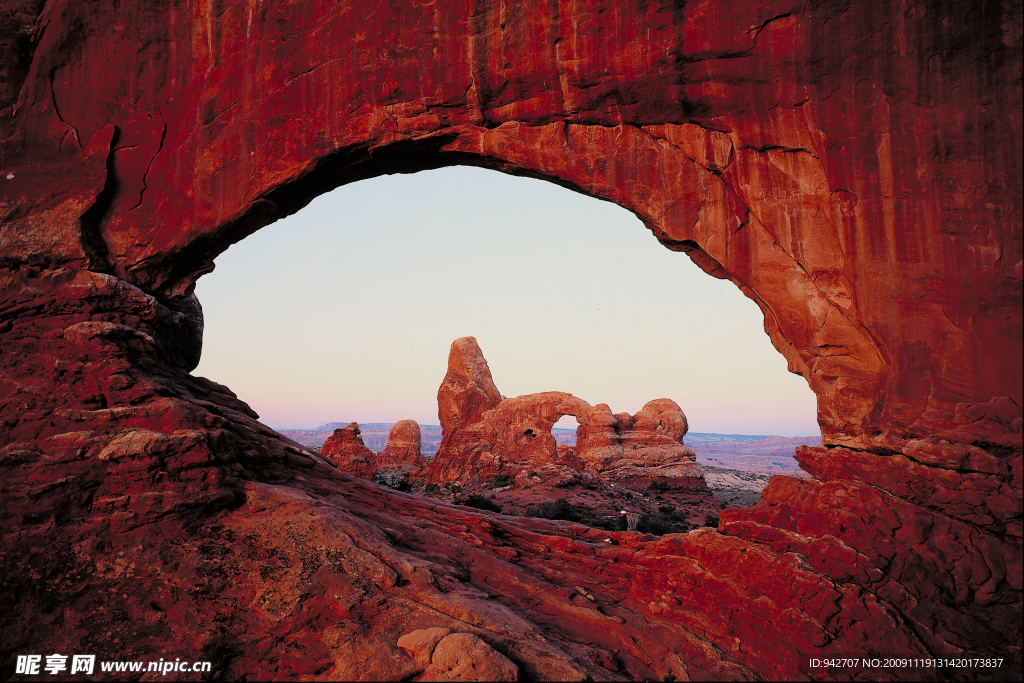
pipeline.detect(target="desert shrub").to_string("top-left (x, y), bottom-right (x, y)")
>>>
top-left (373, 471), bottom-right (411, 491)
top-left (526, 498), bottom-right (578, 522)
top-left (704, 515), bottom-right (720, 528)
top-left (552, 497), bottom-right (577, 521)
top-left (591, 516), bottom-right (619, 532)
top-left (458, 494), bottom-right (502, 513)
top-left (445, 483), bottom-right (462, 494)
top-left (424, 483), bottom-right (440, 495)
top-left (486, 473), bottom-right (514, 488)
top-left (648, 480), bottom-right (670, 493)
top-left (636, 506), bottom-right (690, 535)
top-left (519, 499), bottom-right (619, 531)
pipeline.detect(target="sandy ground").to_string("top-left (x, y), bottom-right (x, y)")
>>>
top-left (701, 466), bottom-right (774, 508)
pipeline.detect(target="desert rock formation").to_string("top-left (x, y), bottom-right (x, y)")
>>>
top-left (577, 399), bottom-right (707, 490)
top-left (0, 1), bottom-right (1020, 680)
top-left (428, 337), bottom-right (708, 492)
top-left (321, 422), bottom-right (378, 479)
top-left (378, 419), bottom-right (427, 471)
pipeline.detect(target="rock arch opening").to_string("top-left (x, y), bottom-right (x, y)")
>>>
top-left (1, 1), bottom-right (1018, 679)
top-left (554, 415), bottom-right (580, 445)
top-left (192, 166), bottom-right (820, 466)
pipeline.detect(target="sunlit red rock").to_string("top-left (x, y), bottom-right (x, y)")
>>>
top-left (321, 422), bottom-right (377, 479)
top-left (378, 419), bottom-right (427, 470)
top-left (577, 400), bottom-right (706, 490)
top-left (0, 0), bottom-right (1020, 680)
top-left (428, 338), bottom-right (708, 492)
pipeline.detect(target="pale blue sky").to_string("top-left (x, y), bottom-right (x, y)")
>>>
top-left (192, 166), bottom-right (820, 436)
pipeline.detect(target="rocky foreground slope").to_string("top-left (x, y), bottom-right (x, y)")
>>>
top-left (1, 0), bottom-right (1020, 680)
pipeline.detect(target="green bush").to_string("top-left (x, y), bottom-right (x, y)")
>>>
top-left (525, 498), bottom-right (579, 522)
top-left (486, 473), bottom-right (514, 488)
top-left (424, 483), bottom-right (440, 495)
top-left (637, 505), bottom-right (690, 535)
top-left (457, 494), bottom-right (502, 513)
top-left (704, 515), bottom-right (720, 528)
top-left (372, 471), bottom-right (410, 492)
top-left (522, 498), bottom-right (620, 531)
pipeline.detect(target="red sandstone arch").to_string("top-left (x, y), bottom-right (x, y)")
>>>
top-left (1, 1), bottom-right (1020, 680)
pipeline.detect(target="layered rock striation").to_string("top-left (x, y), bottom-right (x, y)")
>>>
top-left (428, 337), bottom-right (708, 492)
top-left (577, 399), bottom-right (707, 490)
top-left (0, 1), bottom-right (1020, 680)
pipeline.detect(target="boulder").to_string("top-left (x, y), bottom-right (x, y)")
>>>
top-left (397, 627), bottom-right (452, 667)
top-left (422, 633), bottom-right (518, 682)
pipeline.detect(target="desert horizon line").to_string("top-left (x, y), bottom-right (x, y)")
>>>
top-left (269, 419), bottom-right (822, 438)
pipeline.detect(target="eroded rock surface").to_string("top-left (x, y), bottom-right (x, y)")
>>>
top-left (0, 0), bottom-right (1020, 680)
top-left (321, 422), bottom-right (377, 480)
top-left (378, 419), bottom-right (427, 471)
top-left (428, 337), bottom-right (709, 494)
top-left (578, 399), bottom-right (706, 490)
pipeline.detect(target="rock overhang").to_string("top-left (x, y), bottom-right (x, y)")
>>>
top-left (0, 0), bottom-right (1020, 679)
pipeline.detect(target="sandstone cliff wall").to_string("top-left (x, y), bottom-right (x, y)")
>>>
top-left (0, 1), bottom-right (1019, 679)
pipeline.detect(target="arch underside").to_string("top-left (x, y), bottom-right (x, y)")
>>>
top-left (0, 0), bottom-right (1020, 679)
